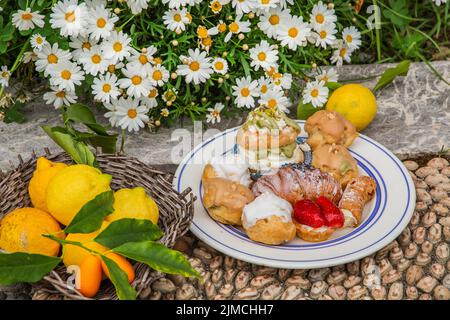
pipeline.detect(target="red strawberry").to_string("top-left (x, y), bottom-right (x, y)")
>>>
top-left (316, 196), bottom-right (344, 228)
top-left (293, 199), bottom-right (325, 228)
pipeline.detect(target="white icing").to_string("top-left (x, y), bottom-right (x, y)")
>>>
top-left (209, 153), bottom-right (252, 187)
top-left (240, 145), bottom-right (303, 172)
top-left (242, 192), bottom-right (293, 229)
top-left (342, 209), bottom-right (358, 228)
top-left (298, 224), bottom-right (330, 232)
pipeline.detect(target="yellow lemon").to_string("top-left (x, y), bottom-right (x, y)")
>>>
top-left (325, 84), bottom-right (377, 131)
top-left (28, 157), bottom-right (68, 212)
top-left (105, 187), bottom-right (159, 224)
top-left (0, 207), bottom-right (64, 256)
top-left (62, 221), bottom-right (109, 267)
top-left (46, 165), bottom-right (112, 226)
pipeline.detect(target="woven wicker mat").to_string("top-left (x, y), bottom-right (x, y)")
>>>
top-left (2, 155), bottom-right (450, 300)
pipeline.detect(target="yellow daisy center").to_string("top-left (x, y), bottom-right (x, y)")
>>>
top-left (173, 13), bottom-right (182, 22)
top-left (267, 98), bottom-right (277, 109)
top-left (319, 30), bottom-right (327, 39)
top-left (107, 64), bottom-right (116, 73)
top-left (269, 15), bottom-right (279, 25)
top-left (346, 35), bottom-right (353, 43)
top-left (47, 54), bottom-right (58, 64)
top-left (61, 70), bottom-right (72, 80)
top-left (139, 54), bottom-right (148, 64)
top-left (113, 42), bottom-right (122, 52)
top-left (153, 57), bottom-right (162, 65)
top-left (322, 75), bottom-right (329, 82)
top-left (189, 61), bottom-right (200, 71)
top-left (127, 109), bottom-right (137, 119)
top-left (102, 83), bottom-right (111, 93)
top-left (197, 26), bottom-right (208, 39)
top-left (339, 48), bottom-right (347, 57)
top-left (65, 11), bottom-right (76, 23)
top-left (214, 61), bottom-right (224, 71)
top-left (257, 52), bottom-right (266, 61)
top-left (131, 75), bottom-right (142, 85)
top-left (211, 1), bottom-right (221, 12)
top-left (36, 37), bottom-right (43, 44)
top-left (82, 42), bottom-right (92, 50)
top-left (218, 23), bottom-right (227, 33)
top-left (202, 37), bottom-right (212, 47)
top-left (91, 54), bottom-right (101, 64)
top-left (288, 27), bottom-right (298, 38)
top-left (21, 13), bottom-right (33, 20)
top-left (261, 0), bottom-right (270, 4)
top-left (260, 84), bottom-right (268, 94)
top-left (55, 91), bottom-right (66, 98)
top-left (97, 18), bottom-right (106, 28)
top-left (240, 88), bottom-right (250, 97)
top-left (315, 13), bottom-right (324, 24)
top-left (152, 70), bottom-right (163, 81)
top-left (229, 22), bottom-right (239, 33)
top-left (311, 88), bottom-right (319, 98)
top-left (148, 88), bottom-right (158, 98)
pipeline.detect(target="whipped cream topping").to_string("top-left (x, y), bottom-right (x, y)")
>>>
top-left (242, 192), bottom-right (293, 229)
top-left (342, 209), bottom-right (358, 227)
top-left (240, 145), bottom-right (303, 173)
top-left (209, 152), bottom-right (252, 187)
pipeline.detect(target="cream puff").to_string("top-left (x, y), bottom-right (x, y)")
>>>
top-left (242, 192), bottom-right (296, 245)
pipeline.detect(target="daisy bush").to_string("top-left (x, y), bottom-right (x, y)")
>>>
top-left (0, 0), bottom-right (444, 131)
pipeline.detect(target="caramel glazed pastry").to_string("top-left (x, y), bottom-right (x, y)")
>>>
top-left (236, 107), bottom-right (305, 174)
top-left (202, 153), bottom-right (254, 226)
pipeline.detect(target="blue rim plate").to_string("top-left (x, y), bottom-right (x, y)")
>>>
top-left (173, 121), bottom-right (416, 269)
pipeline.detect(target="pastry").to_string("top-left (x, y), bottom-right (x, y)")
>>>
top-left (251, 163), bottom-right (343, 205)
top-left (242, 192), bottom-right (296, 245)
top-left (312, 144), bottom-right (358, 188)
top-left (207, 153), bottom-right (252, 187)
top-left (339, 176), bottom-right (377, 226)
top-left (305, 110), bottom-right (358, 150)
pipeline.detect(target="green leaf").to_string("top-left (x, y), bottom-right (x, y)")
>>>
top-left (4, 102), bottom-right (26, 124)
top-left (0, 252), bottom-right (61, 285)
top-left (325, 82), bottom-right (342, 90)
top-left (85, 135), bottom-right (118, 154)
top-left (239, 53), bottom-right (251, 77)
top-left (95, 219), bottom-right (163, 249)
top-left (373, 60), bottom-right (411, 93)
top-left (383, 0), bottom-right (410, 27)
top-left (296, 101), bottom-right (322, 120)
top-left (100, 255), bottom-right (136, 300)
top-left (65, 104), bottom-right (97, 125)
top-left (113, 241), bottom-right (201, 279)
top-left (64, 191), bottom-right (114, 234)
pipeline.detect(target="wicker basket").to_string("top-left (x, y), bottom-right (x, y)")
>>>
top-left (0, 149), bottom-right (195, 300)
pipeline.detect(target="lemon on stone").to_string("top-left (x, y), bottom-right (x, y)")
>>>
top-left (46, 165), bottom-right (112, 226)
top-left (105, 187), bottom-right (159, 224)
top-left (326, 84), bottom-right (377, 131)
top-left (28, 157), bottom-right (68, 212)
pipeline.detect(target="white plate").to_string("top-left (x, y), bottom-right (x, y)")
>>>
top-left (173, 121), bottom-right (416, 269)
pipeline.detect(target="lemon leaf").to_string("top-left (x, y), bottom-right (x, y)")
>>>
top-left (64, 191), bottom-right (114, 234)
top-left (373, 60), bottom-right (411, 93)
top-left (112, 241), bottom-right (201, 279)
top-left (100, 255), bottom-right (136, 300)
top-left (94, 218), bottom-right (163, 249)
top-left (0, 252), bottom-right (61, 285)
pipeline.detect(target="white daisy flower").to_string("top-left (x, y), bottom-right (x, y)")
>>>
top-left (117, 65), bottom-right (152, 98)
top-left (254, 0), bottom-right (279, 13)
top-left (12, 8), bottom-right (45, 31)
top-left (128, 46), bottom-right (157, 76)
top-left (206, 102), bottom-right (224, 124)
top-left (92, 73), bottom-right (120, 103)
top-left (104, 100), bottom-right (120, 127)
top-left (257, 76), bottom-right (274, 96)
top-left (85, 0), bottom-right (108, 8)
top-left (87, 5), bottom-right (118, 41)
top-left (115, 97), bottom-right (149, 132)
top-left (149, 64), bottom-right (169, 87)
top-left (259, 89), bottom-right (291, 113)
top-left (160, 108), bottom-right (170, 117)
top-left (22, 51), bottom-right (38, 64)
top-left (330, 40), bottom-right (353, 66)
top-left (127, 0), bottom-right (151, 14)
top-left (162, 0), bottom-right (189, 9)
top-left (278, 0), bottom-right (293, 9)
top-left (209, 0), bottom-right (224, 14)
top-left (316, 68), bottom-right (338, 83)
top-left (249, 40), bottom-right (279, 71)
top-left (162, 88), bottom-right (178, 103)
top-left (433, 0), bottom-right (447, 6)
top-left (79, 45), bottom-right (110, 76)
top-left (302, 80), bottom-right (329, 108)
top-left (69, 36), bottom-right (98, 61)
top-left (224, 17), bottom-right (251, 42)
top-left (0, 66), bottom-right (11, 87)
top-left (231, 0), bottom-right (254, 15)
top-left (43, 87), bottom-right (77, 109)
top-left (342, 26), bottom-right (362, 51)
top-left (271, 71), bottom-right (292, 90)
top-left (212, 57), bottom-right (228, 75)
top-left (141, 87), bottom-right (159, 109)
top-left (106, 61), bottom-right (125, 74)
top-left (30, 34), bottom-right (48, 51)
top-left (310, 1), bottom-right (337, 31)
top-left (277, 15), bottom-right (311, 50)
top-left (176, 48), bottom-right (213, 85)
top-left (50, 0), bottom-right (89, 37)
top-left (101, 30), bottom-right (132, 64)
top-left (258, 8), bottom-right (291, 39)
top-left (311, 23), bottom-right (337, 49)
top-left (35, 43), bottom-right (72, 76)
top-left (48, 60), bottom-right (85, 92)
top-left (232, 76), bottom-right (259, 109)
top-left (163, 8), bottom-right (190, 33)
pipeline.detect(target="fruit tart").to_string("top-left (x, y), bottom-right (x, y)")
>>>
top-left (236, 106), bottom-right (304, 173)
top-left (242, 192), bottom-right (296, 245)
